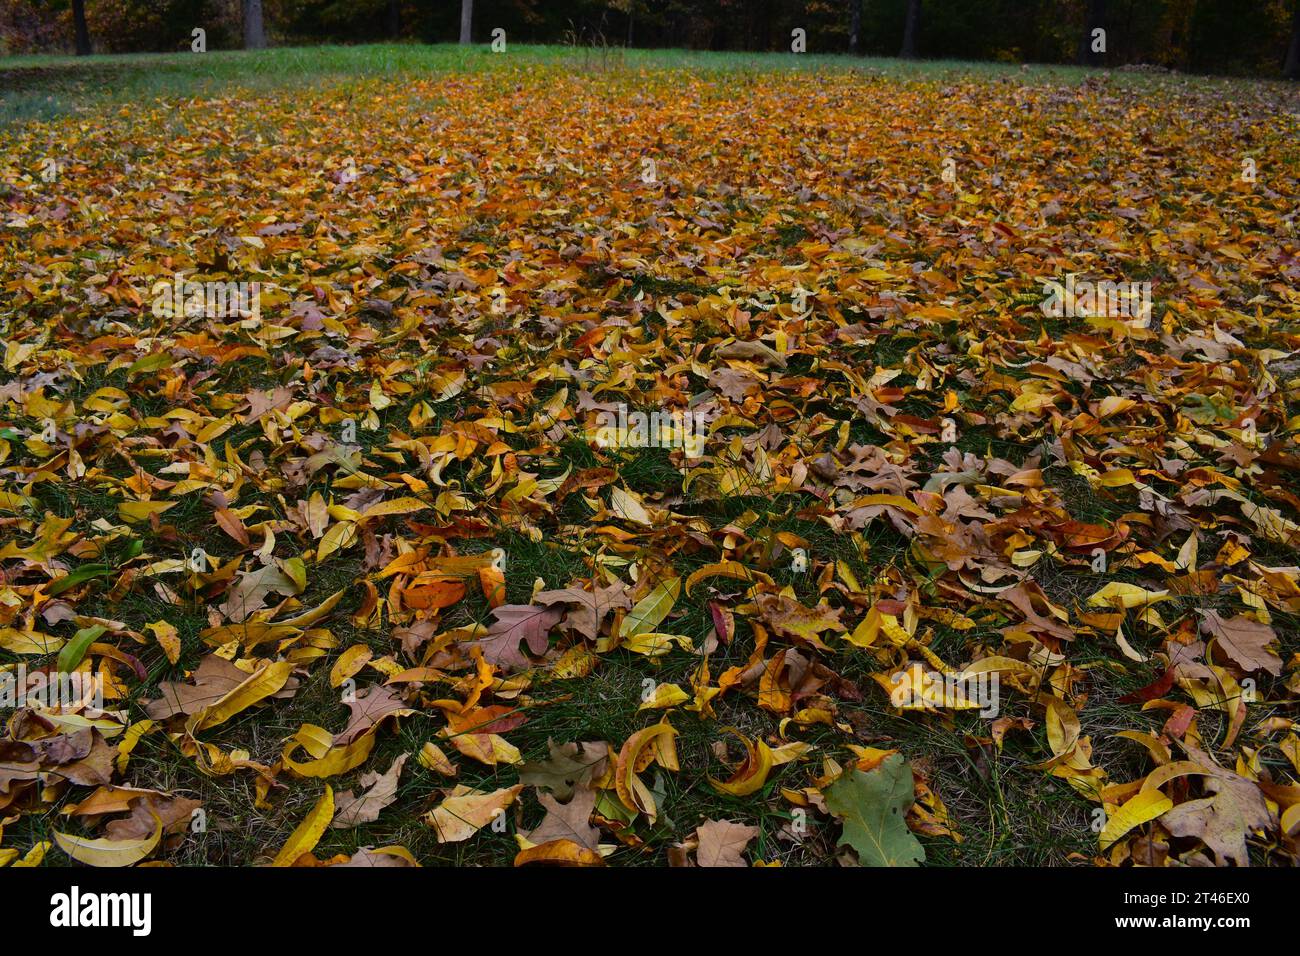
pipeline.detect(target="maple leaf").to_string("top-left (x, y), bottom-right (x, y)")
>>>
top-left (695, 819), bottom-right (758, 867)
top-left (1198, 610), bottom-right (1283, 676)
top-left (332, 754), bottom-right (407, 828)
top-left (219, 561), bottom-right (305, 623)
top-left (520, 786), bottom-right (600, 851)
top-left (335, 684), bottom-right (415, 746)
top-left (755, 593), bottom-right (844, 649)
top-left (145, 655), bottom-right (257, 721)
top-left (517, 739), bottom-right (610, 800)
top-left (1162, 773), bottom-right (1271, 867)
top-left (824, 756), bottom-right (925, 867)
top-left (474, 603), bottom-right (565, 671)
top-left (534, 583), bottom-right (631, 640)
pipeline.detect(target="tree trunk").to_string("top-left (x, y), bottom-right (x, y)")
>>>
top-left (1077, 0), bottom-right (1106, 66)
top-left (387, 0), bottom-right (401, 38)
top-left (1025, 0), bottom-right (1040, 63)
top-left (849, 0), bottom-right (862, 54)
top-left (460, 0), bottom-right (473, 44)
top-left (1285, 0), bottom-right (1300, 78)
top-left (71, 0), bottom-right (91, 55)
top-left (242, 0), bottom-right (267, 49)
top-left (900, 0), bottom-right (921, 59)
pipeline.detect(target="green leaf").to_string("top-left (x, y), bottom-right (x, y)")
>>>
top-left (127, 352), bottom-right (173, 377)
top-left (56, 624), bottom-right (106, 673)
top-left (823, 755), bottom-right (925, 867)
top-left (47, 564), bottom-right (112, 596)
top-left (619, 576), bottom-right (680, 638)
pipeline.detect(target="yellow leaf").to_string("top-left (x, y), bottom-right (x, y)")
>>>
top-left (1010, 382), bottom-right (1059, 412)
top-left (622, 632), bottom-right (694, 656)
top-left (199, 622), bottom-right (302, 650)
top-left (116, 719), bottom-right (155, 774)
top-left (427, 370), bottom-right (466, 402)
top-left (54, 815), bottom-right (162, 867)
top-left (317, 520), bottom-right (358, 561)
top-left (361, 496), bottom-right (432, 520)
top-left (1098, 468), bottom-right (1136, 487)
top-left (118, 500), bottom-right (176, 523)
top-left (638, 682), bottom-right (689, 710)
top-left (1096, 396), bottom-right (1136, 418)
top-left (1100, 789), bottom-right (1173, 850)
top-left (1087, 582), bottom-right (1170, 609)
top-left (278, 588), bottom-right (346, 627)
top-left (609, 486), bottom-right (653, 526)
top-left (709, 728), bottom-right (774, 797)
top-left (615, 719), bottom-right (679, 821)
top-left (684, 561), bottom-right (773, 595)
top-left (1045, 695), bottom-right (1081, 759)
top-left (445, 731), bottom-right (522, 767)
top-left (845, 493), bottom-right (924, 516)
top-left (425, 785), bottom-right (522, 842)
top-left (329, 644), bottom-right (372, 688)
top-left (620, 576), bottom-right (681, 638)
top-left (283, 727), bottom-right (380, 778)
top-left (271, 785), bottom-right (334, 866)
top-left (845, 608), bottom-right (881, 648)
top-left (0, 628), bottom-right (64, 654)
top-left (418, 742), bottom-right (458, 776)
top-left (146, 620), bottom-right (181, 665)
top-left (192, 660), bottom-right (293, 732)
top-left (0, 491), bottom-right (36, 512)
top-left (11, 841), bottom-right (51, 867)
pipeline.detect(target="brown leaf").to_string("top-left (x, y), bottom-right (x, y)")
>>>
top-left (219, 562), bottom-right (303, 623)
top-left (145, 655), bottom-right (252, 721)
top-left (105, 793), bottom-right (202, 840)
top-left (1199, 610), bottom-right (1283, 676)
top-left (472, 604), bottom-right (565, 671)
top-left (335, 684), bottom-right (415, 746)
top-left (534, 583), bottom-right (632, 640)
top-left (517, 739), bottom-right (610, 799)
top-left (331, 846), bottom-right (419, 867)
top-left (695, 819), bottom-right (758, 867)
top-left (332, 754), bottom-right (407, 828)
top-left (425, 784), bottom-right (522, 843)
top-left (520, 786), bottom-right (600, 850)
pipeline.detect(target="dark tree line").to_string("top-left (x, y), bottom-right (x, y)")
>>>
top-left (8, 0), bottom-right (1300, 79)
top-left (70, 0), bottom-right (90, 54)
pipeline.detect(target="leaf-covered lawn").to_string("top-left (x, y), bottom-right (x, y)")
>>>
top-left (2, 52), bottom-right (1299, 868)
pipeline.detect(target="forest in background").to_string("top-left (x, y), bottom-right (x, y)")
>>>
top-left (4, 0), bottom-right (1300, 79)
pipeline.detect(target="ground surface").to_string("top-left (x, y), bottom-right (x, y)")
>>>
top-left (1, 45), bottom-right (1299, 868)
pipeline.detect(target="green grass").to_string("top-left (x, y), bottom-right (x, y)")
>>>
top-left (4, 41), bottom-right (1293, 126)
